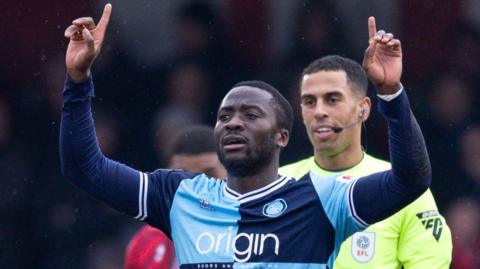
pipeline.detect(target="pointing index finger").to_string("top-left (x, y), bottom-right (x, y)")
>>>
top-left (368, 16), bottom-right (377, 43)
top-left (96, 3), bottom-right (112, 36)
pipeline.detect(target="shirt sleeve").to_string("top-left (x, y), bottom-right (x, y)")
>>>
top-left (397, 190), bottom-right (452, 269)
top-left (59, 75), bottom-right (193, 235)
top-left (351, 88), bottom-right (431, 225)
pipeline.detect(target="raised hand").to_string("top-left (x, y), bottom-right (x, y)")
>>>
top-left (64, 4), bottom-right (112, 82)
top-left (362, 16), bottom-right (402, 95)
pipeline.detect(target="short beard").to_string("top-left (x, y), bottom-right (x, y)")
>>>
top-left (218, 135), bottom-right (276, 178)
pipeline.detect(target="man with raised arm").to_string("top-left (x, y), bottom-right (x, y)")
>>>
top-left (60, 5), bottom-right (431, 268)
top-left (280, 18), bottom-right (452, 269)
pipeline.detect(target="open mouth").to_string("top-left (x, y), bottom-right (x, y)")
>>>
top-left (222, 135), bottom-right (247, 151)
top-left (314, 127), bottom-right (334, 133)
top-left (312, 126), bottom-right (335, 139)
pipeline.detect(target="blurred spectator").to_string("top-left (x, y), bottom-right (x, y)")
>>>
top-left (173, 1), bottom-right (237, 107)
top-left (447, 197), bottom-right (480, 269)
top-left (151, 60), bottom-right (210, 166)
top-left (0, 95), bottom-right (35, 269)
top-left (95, 109), bottom-right (121, 157)
top-left (175, 1), bottom-right (222, 58)
top-left (422, 75), bottom-right (477, 209)
top-left (124, 125), bottom-right (225, 269)
top-left (279, 0), bottom-right (349, 79)
top-left (273, 0), bottom-right (351, 165)
top-left (428, 75), bottom-right (475, 130)
top-left (458, 125), bottom-right (480, 194)
top-left (444, 22), bottom-right (480, 83)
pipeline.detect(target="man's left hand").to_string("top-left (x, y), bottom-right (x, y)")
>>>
top-left (362, 16), bottom-right (402, 95)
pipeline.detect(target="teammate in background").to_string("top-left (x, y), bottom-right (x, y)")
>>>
top-left (280, 29), bottom-right (452, 269)
top-left (124, 125), bottom-right (226, 269)
top-left (60, 4), bottom-right (431, 268)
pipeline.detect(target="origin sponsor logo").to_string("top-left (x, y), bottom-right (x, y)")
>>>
top-left (195, 227), bottom-right (280, 262)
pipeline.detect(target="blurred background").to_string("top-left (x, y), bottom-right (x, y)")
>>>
top-left (1, 0), bottom-right (480, 268)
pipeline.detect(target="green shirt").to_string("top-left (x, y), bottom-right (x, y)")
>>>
top-left (279, 154), bottom-right (452, 269)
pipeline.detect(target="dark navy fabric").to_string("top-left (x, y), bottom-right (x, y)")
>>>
top-left (60, 76), bottom-right (430, 268)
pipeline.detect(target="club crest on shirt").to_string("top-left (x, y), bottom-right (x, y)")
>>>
top-left (351, 232), bottom-right (375, 263)
top-left (262, 198), bottom-right (288, 218)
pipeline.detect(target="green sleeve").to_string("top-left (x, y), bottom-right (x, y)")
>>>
top-left (398, 190), bottom-right (452, 269)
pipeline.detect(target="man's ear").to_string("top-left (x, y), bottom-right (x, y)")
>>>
top-left (359, 97), bottom-right (372, 121)
top-left (276, 129), bottom-right (289, 148)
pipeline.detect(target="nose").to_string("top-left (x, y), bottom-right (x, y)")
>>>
top-left (313, 102), bottom-right (328, 119)
top-left (225, 114), bottom-right (244, 131)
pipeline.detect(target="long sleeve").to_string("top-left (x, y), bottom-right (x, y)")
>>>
top-left (59, 75), bottom-right (196, 234)
top-left (59, 75), bottom-right (143, 217)
top-left (351, 88), bottom-right (431, 225)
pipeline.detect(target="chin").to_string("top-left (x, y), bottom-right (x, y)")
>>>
top-left (223, 159), bottom-right (252, 177)
top-left (314, 140), bottom-right (337, 150)
top-left (314, 142), bottom-right (341, 154)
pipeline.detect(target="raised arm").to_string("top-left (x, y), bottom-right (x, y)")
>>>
top-left (351, 17), bottom-right (431, 224)
top-left (59, 5), bottom-right (186, 232)
top-left (60, 4), bottom-right (143, 216)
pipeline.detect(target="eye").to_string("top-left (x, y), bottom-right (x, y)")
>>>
top-left (302, 97), bottom-right (315, 107)
top-left (218, 113), bottom-right (230, 122)
top-left (327, 96), bottom-right (340, 104)
top-left (245, 112), bottom-right (259, 120)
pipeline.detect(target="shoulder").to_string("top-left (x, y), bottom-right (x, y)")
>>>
top-left (359, 153), bottom-right (391, 172)
top-left (400, 189), bottom-right (440, 214)
top-left (309, 172), bottom-right (357, 197)
top-left (340, 153), bottom-right (390, 177)
top-left (279, 156), bottom-right (315, 179)
top-left (148, 169), bottom-right (223, 193)
top-left (172, 172), bottom-right (225, 196)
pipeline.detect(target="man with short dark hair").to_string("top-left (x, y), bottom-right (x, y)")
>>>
top-left (60, 5), bottom-right (431, 268)
top-left (280, 25), bottom-right (452, 269)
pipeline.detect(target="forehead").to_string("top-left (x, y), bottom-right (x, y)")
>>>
top-left (301, 70), bottom-right (354, 96)
top-left (219, 86), bottom-right (273, 110)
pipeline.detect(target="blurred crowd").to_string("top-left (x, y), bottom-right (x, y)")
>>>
top-left (1, 0), bottom-right (480, 268)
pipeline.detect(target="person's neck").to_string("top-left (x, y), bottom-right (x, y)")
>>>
top-left (314, 144), bottom-right (364, 171)
top-left (226, 158), bottom-right (279, 194)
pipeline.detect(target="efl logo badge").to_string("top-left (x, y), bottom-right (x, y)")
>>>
top-left (262, 199), bottom-right (288, 218)
top-left (351, 232), bottom-right (375, 263)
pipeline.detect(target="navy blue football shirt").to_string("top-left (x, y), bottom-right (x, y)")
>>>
top-left (60, 76), bottom-right (430, 269)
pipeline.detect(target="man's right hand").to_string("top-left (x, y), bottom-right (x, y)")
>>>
top-left (64, 4), bottom-right (112, 82)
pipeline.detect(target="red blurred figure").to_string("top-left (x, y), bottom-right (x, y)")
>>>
top-left (125, 225), bottom-right (178, 269)
top-left (448, 197), bottom-right (480, 269)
